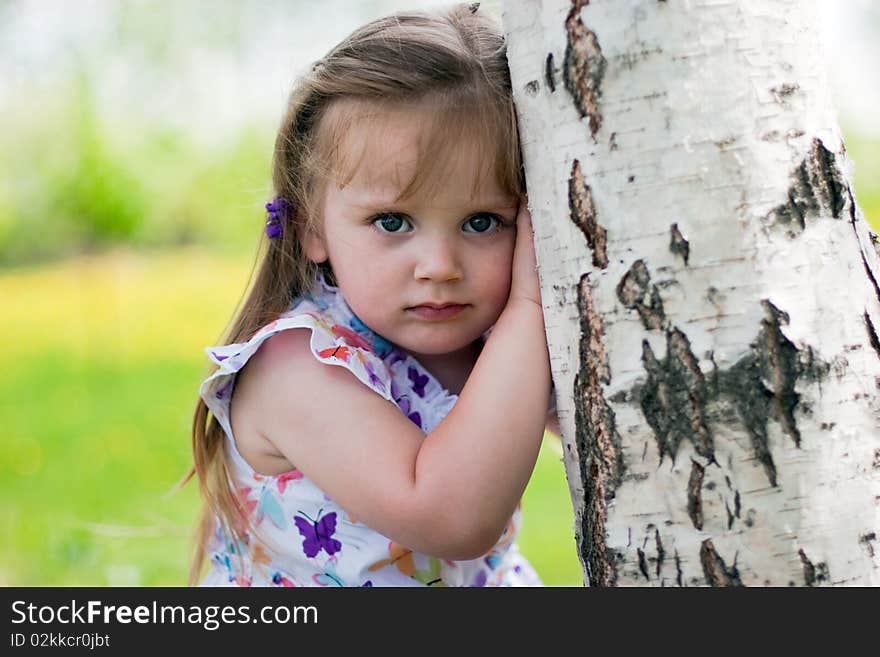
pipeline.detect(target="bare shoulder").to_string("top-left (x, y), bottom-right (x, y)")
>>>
top-left (232, 328), bottom-right (412, 469)
top-left (230, 328), bottom-right (320, 474)
top-left (230, 327), bottom-right (435, 547)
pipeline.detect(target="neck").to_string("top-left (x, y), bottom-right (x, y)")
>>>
top-left (410, 339), bottom-right (484, 395)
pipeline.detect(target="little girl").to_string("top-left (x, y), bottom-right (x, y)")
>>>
top-left (189, 2), bottom-right (554, 587)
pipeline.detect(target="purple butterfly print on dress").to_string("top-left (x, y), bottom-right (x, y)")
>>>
top-left (294, 511), bottom-right (342, 558)
top-left (391, 377), bottom-right (405, 402)
top-left (391, 380), bottom-right (423, 428)
top-left (408, 366), bottom-right (429, 397)
top-left (386, 349), bottom-right (407, 367)
top-left (363, 360), bottom-right (385, 392)
top-left (470, 569), bottom-right (488, 587)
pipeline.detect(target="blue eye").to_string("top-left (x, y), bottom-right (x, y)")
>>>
top-left (371, 213), bottom-right (412, 233)
top-left (462, 213), bottom-right (501, 233)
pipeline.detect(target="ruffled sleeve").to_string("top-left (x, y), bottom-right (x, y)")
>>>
top-left (200, 301), bottom-right (394, 440)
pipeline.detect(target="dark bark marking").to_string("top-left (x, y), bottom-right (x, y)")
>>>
top-left (872, 449), bottom-right (880, 470)
top-left (524, 79), bottom-right (539, 96)
top-left (859, 532), bottom-right (876, 559)
top-left (756, 302), bottom-right (803, 447)
top-left (770, 82), bottom-right (800, 104)
top-left (563, 0), bottom-right (606, 137)
top-left (687, 459), bottom-right (705, 530)
top-left (654, 527), bottom-right (665, 577)
top-left (573, 273), bottom-right (622, 586)
top-left (627, 300), bottom-right (829, 488)
top-left (768, 138), bottom-right (846, 236)
top-left (674, 550), bottom-right (683, 587)
top-left (860, 250), bottom-right (880, 308)
top-left (720, 300), bottom-right (830, 486)
top-left (724, 476), bottom-right (739, 528)
top-left (865, 312), bottom-right (880, 361)
top-left (568, 159), bottom-right (609, 268)
top-left (847, 187), bottom-right (880, 310)
top-left (714, 136), bottom-right (737, 149)
top-left (815, 140), bottom-right (845, 216)
top-left (700, 540), bottom-right (743, 587)
top-left (616, 259), bottom-right (666, 330)
top-left (798, 548), bottom-right (829, 587)
top-left (670, 223), bottom-right (690, 266)
top-left (639, 328), bottom-right (715, 465)
top-left (798, 549), bottom-right (815, 586)
top-left (578, 273), bottom-right (611, 385)
top-left (545, 52), bottom-right (556, 93)
top-left (637, 548), bottom-right (650, 580)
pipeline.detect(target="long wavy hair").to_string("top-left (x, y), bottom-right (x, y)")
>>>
top-left (186, 2), bottom-right (525, 585)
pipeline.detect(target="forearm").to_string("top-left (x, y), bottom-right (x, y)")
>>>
top-left (414, 301), bottom-right (551, 549)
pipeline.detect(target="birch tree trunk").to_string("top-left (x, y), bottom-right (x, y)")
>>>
top-left (502, 0), bottom-right (880, 586)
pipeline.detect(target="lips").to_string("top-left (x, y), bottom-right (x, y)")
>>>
top-left (407, 303), bottom-right (469, 321)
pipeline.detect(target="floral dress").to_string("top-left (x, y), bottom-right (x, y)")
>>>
top-left (198, 272), bottom-right (543, 587)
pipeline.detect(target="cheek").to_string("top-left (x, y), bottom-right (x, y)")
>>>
top-left (331, 256), bottom-right (397, 318)
top-left (474, 242), bottom-right (515, 298)
top-left (322, 227), bottom-right (375, 280)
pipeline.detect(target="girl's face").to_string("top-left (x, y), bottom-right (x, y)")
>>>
top-left (303, 103), bottom-right (519, 359)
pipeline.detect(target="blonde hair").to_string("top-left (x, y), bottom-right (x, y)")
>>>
top-left (186, 2), bottom-right (525, 585)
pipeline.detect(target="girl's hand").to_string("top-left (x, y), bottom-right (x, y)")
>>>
top-left (507, 195), bottom-right (543, 310)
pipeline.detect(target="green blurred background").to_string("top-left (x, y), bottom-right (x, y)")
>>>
top-left (1, 0), bottom-right (877, 586)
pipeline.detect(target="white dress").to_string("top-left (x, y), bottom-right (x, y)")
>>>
top-left (198, 272), bottom-right (543, 587)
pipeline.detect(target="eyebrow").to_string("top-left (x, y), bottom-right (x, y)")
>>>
top-left (350, 196), bottom-right (400, 209)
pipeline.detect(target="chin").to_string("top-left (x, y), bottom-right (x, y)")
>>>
top-left (398, 328), bottom-right (485, 358)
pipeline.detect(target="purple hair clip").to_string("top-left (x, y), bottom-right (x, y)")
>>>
top-left (265, 198), bottom-right (289, 239)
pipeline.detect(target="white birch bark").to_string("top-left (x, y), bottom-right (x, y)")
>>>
top-left (502, 0), bottom-right (880, 586)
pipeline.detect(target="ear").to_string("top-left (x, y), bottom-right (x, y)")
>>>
top-left (298, 221), bottom-right (328, 264)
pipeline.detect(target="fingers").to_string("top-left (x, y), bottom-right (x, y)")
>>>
top-left (508, 192), bottom-right (542, 308)
top-left (515, 208), bottom-right (536, 267)
top-left (516, 193), bottom-right (531, 224)
top-left (515, 195), bottom-right (534, 250)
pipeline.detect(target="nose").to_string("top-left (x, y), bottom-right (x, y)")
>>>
top-left (413, 235), bottom-right (463, 282)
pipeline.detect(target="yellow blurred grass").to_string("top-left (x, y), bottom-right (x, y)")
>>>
top-left (2, 247), bottom-right (254, 363)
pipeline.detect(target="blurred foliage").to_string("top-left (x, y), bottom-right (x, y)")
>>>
top-left (0, 71), bottom-right (272, 265)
